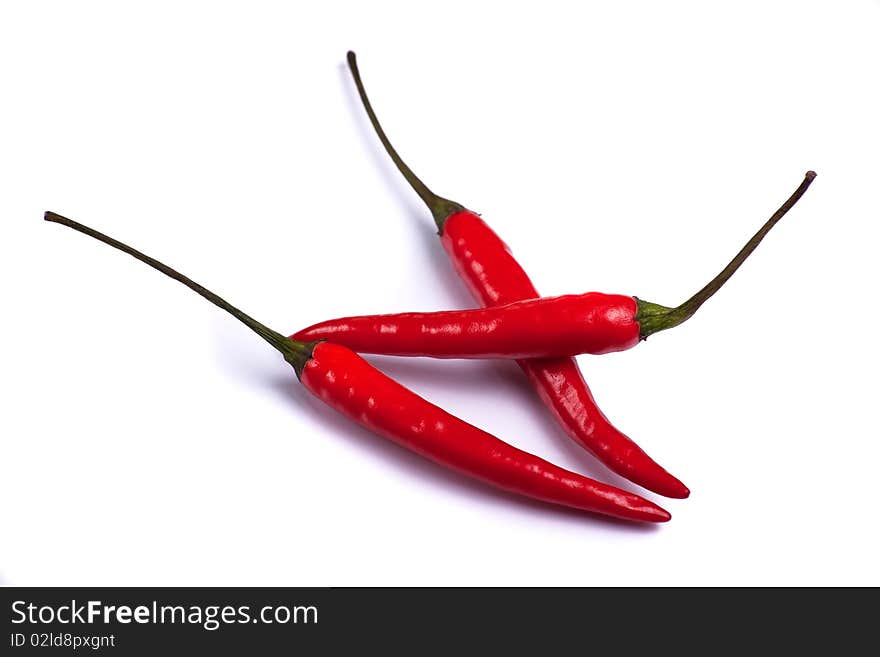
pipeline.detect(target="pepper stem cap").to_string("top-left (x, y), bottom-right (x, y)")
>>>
top-left (347, 51), bottom-right (464, 231)
top-left (44, 211), bottom-right (316, 377)
top-left (636, 171), bottom-right (817, 339)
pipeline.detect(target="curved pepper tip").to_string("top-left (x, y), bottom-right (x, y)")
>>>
top-left (631, 498), bottom-right (672, 523)
top-left (650, 506), bottom-right (672, 523)
top-left (657, 478), bottom-right (690, 500)
top-left (629, 460), bottom-right (690, 499)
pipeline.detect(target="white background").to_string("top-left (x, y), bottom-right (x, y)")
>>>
top-left (2, 1), bottom-right (879, 586)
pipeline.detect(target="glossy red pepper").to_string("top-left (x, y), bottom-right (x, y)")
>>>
top-left (440, 211), bottom-right (689, 495)
top-left (294, 291), bottom-right (639, 358)
top-left (45, 212), bottom-right (671, 523)
top-left (302, 341), bottom-right (667, 522)
top-left (293, 171), bottom-right (814, 359)
top-left (338, 52), bottom-right (813, 496)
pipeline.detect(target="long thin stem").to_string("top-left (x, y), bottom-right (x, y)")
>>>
top-left (347, 51), bottom-right (463, 230)
top-left (44, 212), bottom-right (315, 375)
top-left (637, 171), bottom-right (817, 338)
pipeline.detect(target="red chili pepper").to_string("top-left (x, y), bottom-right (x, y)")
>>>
top-left (340, 53), bottom-right (689, 498)
top-left (293, 169), bottom-right (814, 358)
top-left (324, 53), bottom-right (813, 497)
top-left (294, 291), bottom-right (640, 358)
top-left (45, 212), bottom-right (671, 523)
top-left (438, 213), bottom-right (687, 493)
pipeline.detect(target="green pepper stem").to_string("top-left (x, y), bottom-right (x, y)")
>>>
top-left (636, 171), bottom-right (817, 339)
top-left (347, 51), bottom-right (464, 231)
top-left (44, 212), bottom-right (315, 376)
